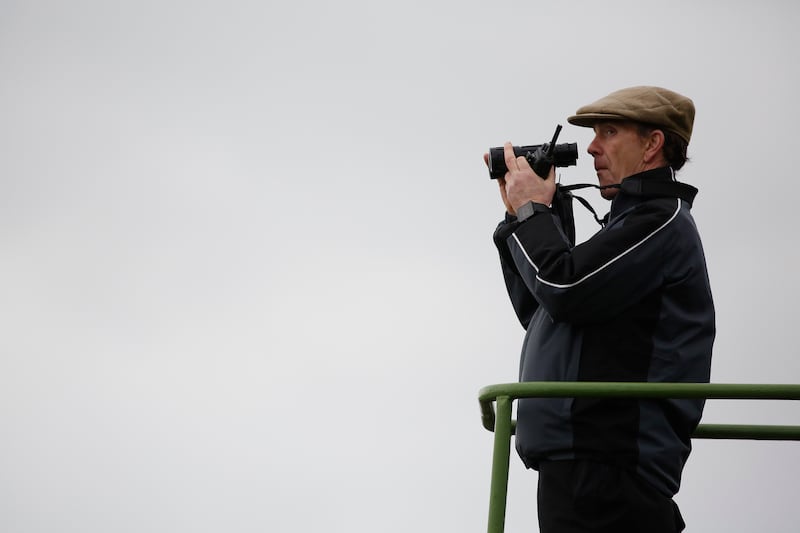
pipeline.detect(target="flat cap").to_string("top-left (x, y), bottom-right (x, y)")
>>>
top-left (567, 86), bottom-right (695, 143)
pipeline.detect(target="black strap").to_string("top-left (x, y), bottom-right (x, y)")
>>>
top-left (550, 185), bottom-right (578, 246)
top-left (563, 188), bottom-right (607, 226)
top-left (552, 179), bottom-right (698, 241)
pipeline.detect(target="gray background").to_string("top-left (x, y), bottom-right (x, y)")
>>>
top-left (2, 1), bottom-right (798, 532)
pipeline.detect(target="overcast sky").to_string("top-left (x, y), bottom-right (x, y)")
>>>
top-left (2, 1), bottom-right (799, 532)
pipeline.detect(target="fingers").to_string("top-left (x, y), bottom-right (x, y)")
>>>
top-left (503, 142), bottom-right (537, 177)
top-left (497, 177), bottom-right (514, 214)
top-left (483, 152), bottom-right (489, 168)
top-left (503, 142), bottom-right (519, 172)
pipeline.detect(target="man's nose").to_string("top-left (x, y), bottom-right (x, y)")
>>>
top-left (587, 137), bottom-right (600, 157)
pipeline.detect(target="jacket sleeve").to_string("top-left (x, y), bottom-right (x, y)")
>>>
top-left (505, 198), bottom-right (683, 324)
top-left (493, 215), bottom-right (539, 329)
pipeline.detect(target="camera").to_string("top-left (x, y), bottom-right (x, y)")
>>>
top-left (487, 125), bottom-right (578, 180)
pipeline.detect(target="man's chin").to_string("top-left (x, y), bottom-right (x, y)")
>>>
top-left (600, 188), bottom-right (619, 200)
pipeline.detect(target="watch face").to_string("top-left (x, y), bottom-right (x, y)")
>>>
top-left (517, 202), bottom-right (535, 221)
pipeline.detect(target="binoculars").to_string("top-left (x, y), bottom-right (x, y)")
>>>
top-left (487, 125), bottom-right (578, 180)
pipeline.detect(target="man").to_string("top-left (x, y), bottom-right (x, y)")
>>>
top-left (488, 86), bottom-right (715, 532)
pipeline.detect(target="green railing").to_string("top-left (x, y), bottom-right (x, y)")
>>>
top-left (478, 382), bottom-right (800, 533)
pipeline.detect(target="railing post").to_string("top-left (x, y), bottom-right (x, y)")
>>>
top-left (487, 395), bottom-right (513, 533)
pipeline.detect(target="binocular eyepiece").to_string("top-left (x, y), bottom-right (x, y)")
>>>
top-left (487, 125), bottom-right (578, 180)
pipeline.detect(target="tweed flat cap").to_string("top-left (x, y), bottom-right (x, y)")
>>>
top-left (567, 86), bottom-right (695, 143)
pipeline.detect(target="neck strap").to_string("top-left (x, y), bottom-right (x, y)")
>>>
top-left (554, 177), bottom-right (698, 233)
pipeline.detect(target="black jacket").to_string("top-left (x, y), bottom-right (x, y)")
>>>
top-left (493, 166), bottom-right (715, 497)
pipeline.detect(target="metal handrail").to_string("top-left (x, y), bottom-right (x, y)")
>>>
top-left (478, 382), bottom-right (800, 533)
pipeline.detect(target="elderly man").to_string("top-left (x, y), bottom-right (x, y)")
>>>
top-left (489, 86), bottom-right (715, 532)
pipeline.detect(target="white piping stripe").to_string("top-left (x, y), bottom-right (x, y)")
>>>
top-left (512, 198), bottom-right (683, 290)
top-left (511, 232), bottom-right (539, 273)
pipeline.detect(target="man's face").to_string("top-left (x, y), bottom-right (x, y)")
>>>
top-left (587, 121), bottom-right (648, 199)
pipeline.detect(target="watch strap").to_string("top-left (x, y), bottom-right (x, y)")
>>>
top-left (516, 201), bottom-right (551, 222)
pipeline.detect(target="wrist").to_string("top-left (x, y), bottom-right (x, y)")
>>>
top-left (515, 201), bottom-right (551, 222)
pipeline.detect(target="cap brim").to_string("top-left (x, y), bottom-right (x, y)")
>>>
top-left (567, 112), bottom-right (629, 128)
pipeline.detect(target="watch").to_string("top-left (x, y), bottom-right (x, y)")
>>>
top-left (516, 201), bottom-right (551, 222)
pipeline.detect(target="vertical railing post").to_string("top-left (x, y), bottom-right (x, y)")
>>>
top-left (487, 395), bottom-right (513, 533)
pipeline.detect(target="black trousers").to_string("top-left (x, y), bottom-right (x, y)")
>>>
top-left (537, 460), bottom-right (685, 533)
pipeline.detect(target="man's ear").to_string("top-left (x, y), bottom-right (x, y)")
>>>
top-left (643, 129), bottom-right (666, 164)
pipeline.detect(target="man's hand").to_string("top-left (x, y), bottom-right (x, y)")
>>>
top-left (483, 152), bottom-right (515, 215)
top-left (501, 142), bottom-right (556, 211)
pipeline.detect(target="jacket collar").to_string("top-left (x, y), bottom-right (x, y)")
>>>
top-left (609, 166), bottom-right (697, 219)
